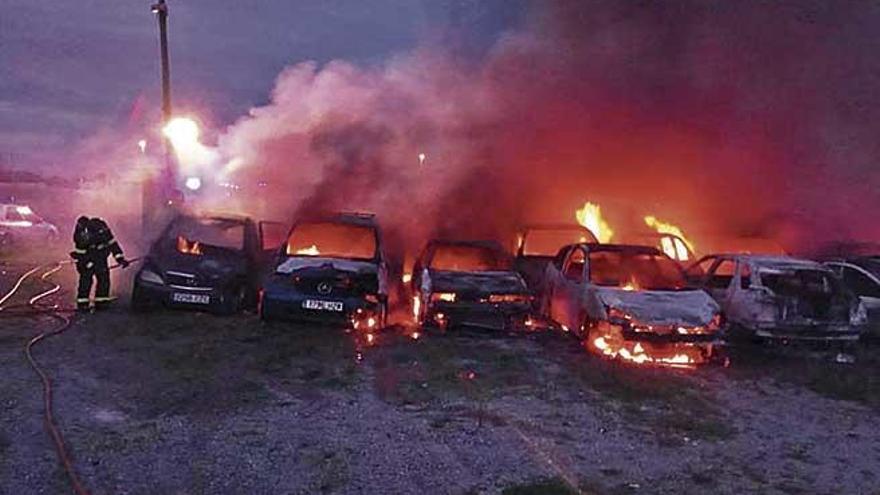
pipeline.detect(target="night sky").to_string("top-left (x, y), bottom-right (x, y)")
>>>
top-left (0, 0), bottom-right (524, 166)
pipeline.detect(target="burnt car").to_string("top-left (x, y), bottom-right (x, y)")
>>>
top-left (542, 243), bottom-right (722, 366)
top-left (259, 213), bottom-right (388, 330)
top-left (687, 254), bottom-right (867, 343)
top-left (412, 240), bottom-right (531, 331)
top-left (824, 257), bottom-right (880, 337)
top-left (132, 213), bottom-right (266, 314)
top-left (0, 203), bottom-right (59, 245)
top-left (514, 224), bottom-right (597, 297)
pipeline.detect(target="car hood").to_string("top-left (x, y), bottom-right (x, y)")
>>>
top-left (276, 256), bottom-right (377, 275)
top-left (596, 288), bottom-right (719, 326)
top-left (429, 270), bottom-right (527, 295)
top-left (153, 248), bottom-right (247, 281)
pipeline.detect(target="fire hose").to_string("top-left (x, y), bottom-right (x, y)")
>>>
top-left (1, 256), bottom-right (142, 495)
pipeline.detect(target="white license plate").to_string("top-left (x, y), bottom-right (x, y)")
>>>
top-left (302, 299), bottom-right (344, 312)
top-left (172, 292), bottom-right (210, 305)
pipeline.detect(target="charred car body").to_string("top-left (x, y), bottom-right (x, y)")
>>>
top-left (542, 243), bottom-right (722, 366)
top-left (412, 240), bottom-right (531, 331)
top-left (259, 213), bottom-right (388, 330)
top-left (687, 254), bottom-right (867, 343)
top-left (515, 224), bottom-right (598, 298)
top-left (132, 214), bottom-right (265, 314)
top-left (825, 257), bottom-right (880, 337)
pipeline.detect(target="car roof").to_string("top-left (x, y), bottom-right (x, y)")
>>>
top-left (297, 212), bottom-right (378, 228)
top-left (177, 212), bottom-right (250, 224)
top-left (574, 243), bottom-right (663, 255)
top-left (718, 254), bottom-right (826, 269)
top-left (429, 239), bottom-right (505, 251)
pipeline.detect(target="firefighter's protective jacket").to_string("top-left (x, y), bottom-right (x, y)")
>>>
top-left (71, 217), bottom-right (125, 269)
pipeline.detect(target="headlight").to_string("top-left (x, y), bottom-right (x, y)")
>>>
top-left (488, 294), bottom-right (530, 304)
top-left (139, 269), bottom-right (164, 285)
top-left (431, 292), bottom-right (456, 302)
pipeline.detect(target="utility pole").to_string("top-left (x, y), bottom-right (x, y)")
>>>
top-left (144, 0), bottom-right (176, 235)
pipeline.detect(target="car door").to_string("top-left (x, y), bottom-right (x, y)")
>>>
top-left (704, 258), bottom-right (737, 306)
top-left (551, 246), bottom-right (587, 332)
top-left (828, 262), bottom-right (880, 328)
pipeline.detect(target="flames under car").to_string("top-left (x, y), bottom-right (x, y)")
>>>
top-left (543, 243), bottom-right (723, 366)
top-left (412, 240), bottom-right (532, 331)
top-left (259, 213), bottom-right (388, 330)
top-left (132, 214), bottom-right (263, 314)
top-left (688, 254), bottom-right (867, 343)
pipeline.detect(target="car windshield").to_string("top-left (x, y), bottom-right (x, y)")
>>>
top-left (14, 206), bottom-right (43, 223)
top-left (430, 244), bottom-right (511, 272)
top-left (167, 217), bottom-right (245, 251)
top-left (521, 229), bottom-right (596, 256)
top-left (589, 250), bottom-right (688, 290)
top-left (759, 268), bottom-right (840, 297)
top-left (286, 222), bottom-right (377, 260)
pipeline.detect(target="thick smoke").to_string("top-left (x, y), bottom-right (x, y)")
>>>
top-left (205, 0), bottom-right (880, 256)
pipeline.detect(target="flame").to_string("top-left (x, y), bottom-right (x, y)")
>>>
top-left (621, 281), bottom-right (637, 291)
top-left (588, 321), bottom-right (708, 368)
top-left (295, 244), bottom-right (321, 256)
top-left (162, 116), bottom-right (217, 169)
top-left (402, 273), bottom-right (412, 284)
top-left (644, 216), bottom-right (695, 261)
top-left (412, 295), bottom-right (420, 322)
top-left (177, 236), bottom-right (202, 255)
top-left (576, 202), bottom-right (614, 243)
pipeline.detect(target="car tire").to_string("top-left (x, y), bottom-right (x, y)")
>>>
top-left (219, 285), bottom-right (246, 316)
top-left (130, 282), bottom-right (150, 312)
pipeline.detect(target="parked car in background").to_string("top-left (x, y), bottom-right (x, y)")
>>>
top-left (825, 257), bottom-right (880, 337)
top-left (260, 212), bottom-right (388, 331)
top-left (687, 254), bottom-right (867, 343)
top-left (0, 203), bottom-right (59, 245)
top-left (412, 240), bottom-right (531, 331)
top-left (132, 213), bottom-right (267, 314)
top-left (514, 224), bottom-right (597, 298)
top-left (542, 243), bottom-right (722, 366)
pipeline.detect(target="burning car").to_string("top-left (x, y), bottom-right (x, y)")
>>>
top-left (514, 224), bottom-right (597, 297)
top-left (411, 240), bottom-right (531, 331)
top-left (824, 257), bottom-right (880, 337)
top-left (259, 213), bottom-right (388, 330)
top-left (132, 213), bottom-right (266, 314)
top-left (687, 254), bottom-right (867, 343)
top-left (542, 243), bottom-right (722, 367)
top-left (0, 204), bottom-right (59, 245)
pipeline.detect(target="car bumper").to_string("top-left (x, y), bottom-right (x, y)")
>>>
top-left (739, 322), bottom-right (863, 342)
top-left (426, 301), bottom-right (531, 330)
top-left (136, 280), bottom-right (229, 311)
top-left (260, 289), bottom-right (381, 325)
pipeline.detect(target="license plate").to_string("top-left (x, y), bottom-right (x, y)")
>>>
top-left (172, 292), bottom-right (210, 305)
top-left (302, 299), bottom-right (343, 312)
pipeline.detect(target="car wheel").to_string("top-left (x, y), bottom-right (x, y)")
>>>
top-left (130, 282), bottom-right (150, 312)
top-left (218, 285), bottom-right (246, 316)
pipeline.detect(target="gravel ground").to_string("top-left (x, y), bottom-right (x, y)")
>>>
top-left (1, 263), bottom-right (879, 494)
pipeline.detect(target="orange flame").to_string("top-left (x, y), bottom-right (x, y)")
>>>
top-left (588, 321), bottom-right (708, 368)
top-left (295, 244), bottom-right (321, 256)
top-left (644, 216), bottom-right (695, 261)
top-left (576, 202), bottom-right (614, 243)
top-left (177, 236), bottom-right (203, 255)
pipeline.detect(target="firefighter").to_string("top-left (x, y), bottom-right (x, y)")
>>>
top-left (71, 216), bottom-right (130, 311)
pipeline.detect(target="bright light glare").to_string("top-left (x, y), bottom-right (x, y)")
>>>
top-left (184, 177), bottom-right (202, 191)
top-left (163, 117), bottom-right (199, 144)
top-left (137, 139), bottom-right (147, 153)
top-left (418, 152), bottom-right (426, 166)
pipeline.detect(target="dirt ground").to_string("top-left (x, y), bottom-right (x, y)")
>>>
top-left (1, 260), bottom-right (880, 495)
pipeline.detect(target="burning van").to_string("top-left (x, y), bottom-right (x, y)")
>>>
top-left (542, 243), bottom-right (722, 367)
top-left (686, 254), bottom-right (867, 343)
top-left (132, 214), bottom-right (265, 314)
top-left (259, 213), bottom-right (388, 330)
top-left (411, 240), bottom-right (531, 331)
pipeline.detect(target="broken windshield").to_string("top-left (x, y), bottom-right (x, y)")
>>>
top-left (286, 222), bottom-right (377, 260)
top-left (589, 251), bottom-right (689, 290)
top-left (167, 217), bottom-right (245, 251)
top-left (430, 245), bottom-right (512, 272)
